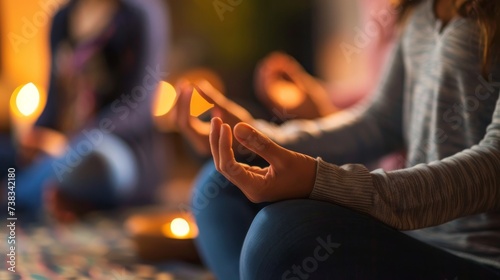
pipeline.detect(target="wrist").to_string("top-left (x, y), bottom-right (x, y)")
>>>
top-left (296, 154), bottom-right (318, 198)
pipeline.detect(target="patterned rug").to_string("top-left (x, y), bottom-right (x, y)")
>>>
top-left (1, 212), bottom-right (213, 280)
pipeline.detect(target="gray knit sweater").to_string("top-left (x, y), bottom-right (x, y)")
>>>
top-left (254, 0), bottom-right (500, 268)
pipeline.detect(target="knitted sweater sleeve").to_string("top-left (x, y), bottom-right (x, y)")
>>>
top-left (311, 95), bottom-right (500, 230)
top-left (255, 37), bottom-right (500, 230)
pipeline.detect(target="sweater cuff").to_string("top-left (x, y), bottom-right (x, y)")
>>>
top-left (309, 158), bottom-right (374, 215)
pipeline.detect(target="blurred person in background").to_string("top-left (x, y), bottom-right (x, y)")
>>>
top-left (254, 0), bottom-right (398, 120)
top-left (5, 0), bottom-right (170, 222)
top-left (254, 0), bottom-right (404, 173)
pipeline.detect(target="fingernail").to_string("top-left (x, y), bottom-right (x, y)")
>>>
top-left (211, 117), bottom-right (221, 130)
top-left (234, 124), bottom-right (254, 141)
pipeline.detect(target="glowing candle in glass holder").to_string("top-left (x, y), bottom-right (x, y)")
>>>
top-left (125, 212), bottom-right (200, 262)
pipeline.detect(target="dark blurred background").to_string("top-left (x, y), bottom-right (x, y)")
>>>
top-left (0, 0), bottom-right (356, 123)
top-left (0, 0), bottom-right (361, 205)
top-left (0, 1), bottom-right (370, 278)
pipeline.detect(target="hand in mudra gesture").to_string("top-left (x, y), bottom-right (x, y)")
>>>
top-left (209, 117), bottom-right (317, 203)
top-left (254, 52), bottom-right (337, 119)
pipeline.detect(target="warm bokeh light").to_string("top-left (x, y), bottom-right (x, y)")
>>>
top-left (16, 83), bottom-right (40, 116)
top-left (160, 216), bottom-right (199, 239)
top-left (1, 0), bottom-right (66, 130)
top-left (152, 81), bottom-right (213, 118)
top-left (1, 0), bottom-right (64, 101)
top-left (10, 82), bottom-right (45, 120)
top-left (169, 218), bottom-right (190, 238)
top-left (190, 87), bottom-right (214, 117)
top-left (153, 81), bottom-right (177, 117)
top-left (268, 80), bottom-right (306, 110)
top-left (126, 213), bottom-right (199, 239)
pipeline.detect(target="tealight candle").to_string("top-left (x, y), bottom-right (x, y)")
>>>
top-left (162, 217), bottom-right (198, 239)
top-left (125, 211), bottom-right (200, 262)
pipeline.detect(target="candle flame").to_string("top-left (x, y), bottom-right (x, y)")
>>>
top-left (169, 218), bottom-right (190, 238)
top-left (10, 82), bottom-right (45, 124)
top-left (15, 83), bottom-right (41, 117)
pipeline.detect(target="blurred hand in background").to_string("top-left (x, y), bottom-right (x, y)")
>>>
top-left (169, 80), bottom-right (254, 156)
top-left (254, 52), bottom-right (337, 120)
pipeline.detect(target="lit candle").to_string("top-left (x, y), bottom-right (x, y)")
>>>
top-left (125, 212), bottom-right (200, 262)
top-left (162, 217), bottom-right (198, 239)
top-left (126, 213), bottom-right (198, 240)
top-left (9, 82), bottom-right (46, 140)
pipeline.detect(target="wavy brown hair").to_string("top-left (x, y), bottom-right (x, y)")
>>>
top-left (397, 0), bottom-right (500, 74)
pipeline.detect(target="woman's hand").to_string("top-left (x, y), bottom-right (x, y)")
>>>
top-left (172, 80), bottom-right (254, 156)
top-left (254, 52), bottom-right (337, 119)
top-left (210, 117), bottom-right (317, 203)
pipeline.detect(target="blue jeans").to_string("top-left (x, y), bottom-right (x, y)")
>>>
top-left (15, 152), bottom-right (116, 214)
top-left (192, 161), bottom-right (500, 280)
top-left (15, 154), bottom-right (59, 212)
top-left (14, 133), bottom-right (136, 214)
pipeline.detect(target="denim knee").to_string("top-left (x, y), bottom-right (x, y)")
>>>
top-left (240, 200), bottom-right (347, 280)
top-left (191, 161), bottom-right (262, 280)
top-left (191, 162), bottom-right (233, 215)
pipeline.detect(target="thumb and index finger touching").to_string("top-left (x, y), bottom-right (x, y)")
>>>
top-left (210, 117), bottom-right (290, 198)
top-left (210, 116), bottom-right (289, 170)
top-left (232, 121), bottom-right (289, 168)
